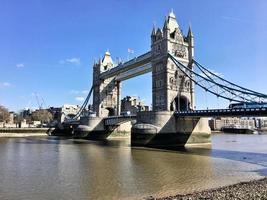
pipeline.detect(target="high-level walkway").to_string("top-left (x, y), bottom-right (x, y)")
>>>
top-left (100, 51), bottom-right (152, 81)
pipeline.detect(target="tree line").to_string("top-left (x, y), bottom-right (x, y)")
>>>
top-left (0, 105), bottom-right (53, 124)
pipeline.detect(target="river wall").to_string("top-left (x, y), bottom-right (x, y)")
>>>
top-left (0, 128), bottom-right (52, 137)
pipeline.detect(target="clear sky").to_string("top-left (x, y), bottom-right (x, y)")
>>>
top-left (0, 0), bottom-right (267, 111)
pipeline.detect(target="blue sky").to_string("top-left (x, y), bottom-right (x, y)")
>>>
top-left (0, 0), bottom-right (267, 111)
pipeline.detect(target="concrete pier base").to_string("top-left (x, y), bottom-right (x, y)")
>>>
top-left (73, 116), bottom-right (115, 140)
top-left (131, 111), bottom-right (211, 147)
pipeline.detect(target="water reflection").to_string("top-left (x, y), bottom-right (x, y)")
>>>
top-left (0, 134), bottom-right (266, 199)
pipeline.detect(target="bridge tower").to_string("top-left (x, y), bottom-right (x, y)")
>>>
top-left (151, 11), bottom-right (194, 112)
top-left (93, 51), bottom-right (121, 117)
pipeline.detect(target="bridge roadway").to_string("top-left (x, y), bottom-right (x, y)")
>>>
top-left (105, 108), bottom-right (267, 126)
top-left (66, 108), bottom-right (267, 127)
top-left (175, 107), bottom-right (267, 117)
top-left (99, 51), bottom-right (152, 81)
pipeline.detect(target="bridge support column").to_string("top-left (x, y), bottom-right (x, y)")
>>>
top-left (116, 81), bottom-right (121, 116)
top-left (131, 111), bottom-right (211, 147)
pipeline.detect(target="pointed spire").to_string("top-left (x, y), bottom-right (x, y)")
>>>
top-left (163, 15), bottom-right (170, 30)
top-left (187, 24), bottom-right (193, 37)
top-left (98, 58), bottom-right (102, 65)
top-left (164, 10), bottom-right (178, 33)
top-left (105, 50), bottom-right (111, 56)
top-left (151, 23), bottom-right (156, 36)
top-left (156, 28), bottom-right (162, 35)
top-left (102, 50), bottom-right (113, 66)
top-left (93, 58), bottom-right (97, 66)
top-left (169, 9), bottom-right (176, 19)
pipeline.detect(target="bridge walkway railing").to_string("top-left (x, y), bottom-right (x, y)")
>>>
top-left (175, 108), bottom-right (267, 117)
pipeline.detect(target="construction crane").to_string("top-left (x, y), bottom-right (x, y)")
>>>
top-left (34, 92), bottom-right (47, 109)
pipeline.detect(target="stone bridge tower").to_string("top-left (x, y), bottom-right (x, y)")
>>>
top-left (151, 11), bottom-right (194, 112)
top-left (93, 51), bottom-right (121, 117)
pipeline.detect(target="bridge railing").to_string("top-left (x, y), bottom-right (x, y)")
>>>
top-left (175, 107), bottom-right (267, 117)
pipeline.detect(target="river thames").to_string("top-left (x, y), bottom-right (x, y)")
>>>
top-left (0, 133), bottom-right (266, 200)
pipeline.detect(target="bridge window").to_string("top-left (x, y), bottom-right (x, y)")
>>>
top-left (175, 70), bottom-right (178, 79)
top-left (160, 96), bottom-right (164, 105)
top-left (156, 79), bottom-right (163, 87)
top-left (179, 97), bottom-right (188, 111)
top-left (170, 77), bottom-right (175, 85)
top-left (106, 107), bottom-right (115, 116)
top-left (170, 31), bottom-right (175, 39)
top-left (156, 95), bottom-right (159, 103)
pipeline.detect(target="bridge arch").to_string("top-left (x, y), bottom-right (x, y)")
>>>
top-left (171, 95), bottom-right (189, 111)
top-left (105, 107), bottom-right (116, 116)
top-left (179, 96), bottom-right (189, 111)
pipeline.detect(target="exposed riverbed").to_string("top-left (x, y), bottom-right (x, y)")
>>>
top-left (0, 133), bottom-right (266, 200)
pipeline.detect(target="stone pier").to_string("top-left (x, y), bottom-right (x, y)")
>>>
top-left (131, 111), bottom-right (211, 147)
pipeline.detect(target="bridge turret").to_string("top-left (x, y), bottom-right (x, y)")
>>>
top-left (165, 10), bottom-right (179, 33)
top-left (187, 25), bottom-right (194, 66)
top-left (156, 28), bottom-right (163, 40)
top-left (163, 16), bottom-right (170, 39)
top-left (151, 24), bottom-right (156, 43)
top-left (187, 25), bottom-right (193, 39)
top-left (101, 51), bottom-right (114, 72)
top-left (187, 25), bottom-right (195, 109)
top-left (151, 11), bottom-right (195, 111)
top-left (92, 51), bottom-right (121, 117)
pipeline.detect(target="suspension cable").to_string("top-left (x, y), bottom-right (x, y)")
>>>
top-left (169, 53), bottom-right (267, 104)
top-left (193, 59), bottom-right (267, 97)
top-left (71, 85), bottom-right (94, 120)
top-left (193, 60), bottom-right (255, 102)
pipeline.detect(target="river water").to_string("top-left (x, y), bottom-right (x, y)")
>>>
top-left (0, 133), bottom-right (266, 200)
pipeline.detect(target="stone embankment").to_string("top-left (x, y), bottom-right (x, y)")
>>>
top-left (0, 128), bottom-right (53, 137)
top-left (146, 177), bottom-right (267, 200)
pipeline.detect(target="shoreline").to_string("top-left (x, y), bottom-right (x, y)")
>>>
top-left (0, 128), bottom-right (51, 137)
top-left (147, 177), bottom-right (267, 200)
top-left (0, 133), bottom-right (48, 137)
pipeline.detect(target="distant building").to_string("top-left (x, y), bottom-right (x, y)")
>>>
top-left (9, 112), bottom-right (14, 124)
top-left (252, 117), bottom-right (267, 130)
top-left (121, 96), bottom-right (149, 115)
top-left (21, 109), bottom-right (32, 119)
top-left (209, 117), bottom-right (255, 131)
top-left (49, 107), bottom-right (62, 122)
top-left (50, 104), bottom-right (80, 122)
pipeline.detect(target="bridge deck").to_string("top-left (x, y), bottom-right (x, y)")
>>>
top-left (175, 108), bottom-right (267, 117)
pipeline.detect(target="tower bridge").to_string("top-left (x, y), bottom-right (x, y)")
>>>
top-left (62, 11), bottom-right (267, 147)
